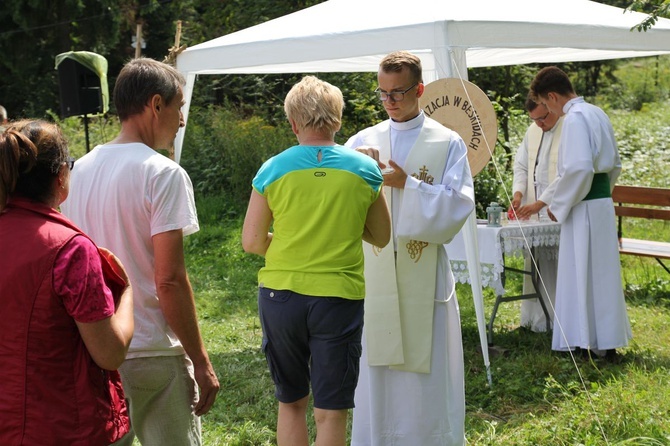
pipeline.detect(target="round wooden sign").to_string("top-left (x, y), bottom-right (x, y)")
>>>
top-left (419, 78), bottom-right (497, 176)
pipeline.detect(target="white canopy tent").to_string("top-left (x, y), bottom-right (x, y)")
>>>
top-left (175, 0), bottom-right (670, 385)
top-left (176, 0), bottom-right (670, 155)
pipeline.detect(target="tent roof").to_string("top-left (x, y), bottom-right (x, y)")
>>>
top-left (177, 0), bottom-right (670, 77)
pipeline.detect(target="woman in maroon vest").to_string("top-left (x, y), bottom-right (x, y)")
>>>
top-left (0, 120), bottom-right (134, 445)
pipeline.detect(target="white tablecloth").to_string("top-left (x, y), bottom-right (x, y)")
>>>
top-left (445, 220), bottom-right (561, 295)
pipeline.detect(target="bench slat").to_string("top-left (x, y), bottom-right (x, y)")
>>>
top-left (612, 185), bottom-right (670, 207)
top-left (612, 186), bottom-right (670, 270)
top-left (619, 238), bottom-right (670, 260)
top-left (614, 206), bottom-right (670, 221)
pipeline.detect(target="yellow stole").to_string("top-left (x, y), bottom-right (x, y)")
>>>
top-left (361, 119), bottom-right (451, 373)
top-left (526, 118), bottom-right (562, 202)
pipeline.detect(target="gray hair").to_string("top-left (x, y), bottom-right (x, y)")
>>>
top-left (113, 58), bottom-right (185, 121)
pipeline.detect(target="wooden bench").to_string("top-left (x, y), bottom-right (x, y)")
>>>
top-left (612, 185), bottom-right (670, 274)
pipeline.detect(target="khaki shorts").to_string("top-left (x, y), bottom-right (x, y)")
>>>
top-left (112, 355), bottom-right (201, 446)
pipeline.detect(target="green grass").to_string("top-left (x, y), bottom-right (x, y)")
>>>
top-left (186, 194), bottom-right (670, 446)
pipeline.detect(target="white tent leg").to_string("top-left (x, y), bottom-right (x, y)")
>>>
top-left (174, 73), bottom-right (196, 164)
top-left (435, 46), bottom-right (492, 387)
top-left (463, 211), bottom-right (493, 387)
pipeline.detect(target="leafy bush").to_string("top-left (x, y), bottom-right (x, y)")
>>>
top-left (598, 56), bottom-right (670, 111)
top-left (181, 105), bottom-right (295, 205)
top-left (471, 107), bottom-right (529, 218)
top-left (610, 102), bottom-right (670, 188)
top-left (50, 112), bottom-right (120, 159)
top-left (59, 57), bottom-right (666, 218)
top-left (473, 153), bottom-right (512, 219)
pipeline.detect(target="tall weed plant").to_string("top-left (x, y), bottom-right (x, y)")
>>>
top-left (610, 105), bottom-right (670, 188)
top-left (599, 56), bottom-right (670, 111)
top-left (181, 105), bottom-right (295, 207)
top-left (51, 112), bottom-right (120, 159)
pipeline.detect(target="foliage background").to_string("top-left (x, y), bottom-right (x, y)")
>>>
top-left (3, 1), bottom-right (669, 216)
top-left (0, 0), bottom-right (667, 124)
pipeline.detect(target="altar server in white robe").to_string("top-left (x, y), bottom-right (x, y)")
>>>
top-left (530, 66), bottom-right (632, 357)
top-left (346, 51), bottom-right (474, 446)
top-left (511, 93), bottom-right (564, 332)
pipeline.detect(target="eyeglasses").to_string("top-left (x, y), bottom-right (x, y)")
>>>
top-left (374, 83), bottom-right (418, 102)
top-left (65, 156), bottom-right (75, 170)
top-left (530, 111), bottom-right (550, 123)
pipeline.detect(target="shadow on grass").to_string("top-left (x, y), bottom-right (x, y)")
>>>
top-left (200, 347), bottom-right (278, 445)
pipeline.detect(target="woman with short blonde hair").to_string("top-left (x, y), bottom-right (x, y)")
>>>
top-left (243, 75), bottom-right (391, 446)
top-left (284, 75), bottom-right (344, 135)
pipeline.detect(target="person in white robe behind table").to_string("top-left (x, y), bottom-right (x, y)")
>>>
top-left (510, 93), bottom-right (564, 332)
top-left (346, 51), bottom-right (474, 446)
top-left (530, 66), bottom-right (632, 358)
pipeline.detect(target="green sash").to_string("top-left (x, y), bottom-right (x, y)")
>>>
top-left (583, 173), bottom-right (611, 201)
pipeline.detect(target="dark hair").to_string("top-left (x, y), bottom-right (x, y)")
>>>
top-left (0, 120), bottom-right (69, 207)
top-left (113, 58), bottom-right (185, 121)
top-left (525, 91), bottom-right (539, 112)
top-left (379, 51), bottom-right (423, 85)
top-left (530, 66), bottom-right (575, 101)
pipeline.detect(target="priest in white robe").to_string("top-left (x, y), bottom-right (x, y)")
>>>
top-left (511, 94), bottom-right (563, 332)
top-left (530, 66), bottom-right (632, 356)
top-left (346, 51), bottom-right (474, 446)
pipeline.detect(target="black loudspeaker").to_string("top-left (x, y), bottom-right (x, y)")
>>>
top-left (57, 58), bottom-right (103, 118)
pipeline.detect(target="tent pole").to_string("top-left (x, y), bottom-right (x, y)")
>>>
top-left (463, 212), bottom-right (493, 387)
top-left (436, 47), bottom-right (493, 387)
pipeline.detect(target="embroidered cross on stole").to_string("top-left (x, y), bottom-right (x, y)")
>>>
top-left (361, 120), bottom-right (451, 373)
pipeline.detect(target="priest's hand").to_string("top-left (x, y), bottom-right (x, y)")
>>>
top-left (382, 159), bottom-right (408, 189)
top-left (517, 200), bottom-right (546, 219)
top-left (355, 146), bottom-right (385, 169)
top-left (510, 192), bottom-right (523, 212)
top-left (547, 207), bottom-right (557, 222)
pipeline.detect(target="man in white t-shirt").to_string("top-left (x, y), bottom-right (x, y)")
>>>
top-left (61, 58), bottom-right (220, 445)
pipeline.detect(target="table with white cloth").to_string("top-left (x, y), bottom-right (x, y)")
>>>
top-left (445, 220), bottom-right (561, 343)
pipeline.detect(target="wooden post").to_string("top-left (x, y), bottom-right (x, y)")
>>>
top-left (164, 20), bottom-right (187, 66)
top-left (166, 20), bottom-right (185, 161)
top-left (135, 23), bottom-right (143, 58)
top-left (174, 21), bottom-right (182, 51)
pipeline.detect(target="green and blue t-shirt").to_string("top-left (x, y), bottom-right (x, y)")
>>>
top-left (252, 144), bottom-right (383, 300)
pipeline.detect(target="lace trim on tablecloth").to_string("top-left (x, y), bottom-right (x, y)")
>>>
top-left (451, 260), bottom-right (506, 295)
top-left (450, 222), bottom-right (560, 296)
top-left (499, 223), bottom-right (560, 259)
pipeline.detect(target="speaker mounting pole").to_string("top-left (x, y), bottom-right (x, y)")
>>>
top-left (83, 114), bottom-right (91, 153)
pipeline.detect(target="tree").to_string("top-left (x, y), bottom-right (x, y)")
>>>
top-left (627, 0), bottom-right (670, 31)
top-left (0, 0), bottom-right (200, 119)
top-left (0, 0), bottom-right (125, 119)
